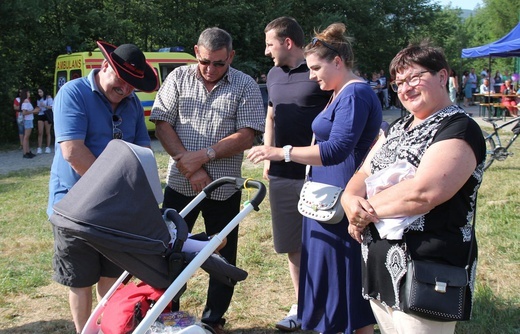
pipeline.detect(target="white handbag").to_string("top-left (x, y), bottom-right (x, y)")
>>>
top-left (298, 180), bottom-right (345, 224)
top-left (297, 132), bottom-right (345, 224)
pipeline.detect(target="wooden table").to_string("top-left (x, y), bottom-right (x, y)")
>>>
top-left (473, 93), bottom-right (518, 119)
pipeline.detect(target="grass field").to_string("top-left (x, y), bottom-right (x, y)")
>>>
top-left (0, 131), bottom-right (518, 333)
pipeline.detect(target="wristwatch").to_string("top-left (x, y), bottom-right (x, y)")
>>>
top-left (283, 145), bottom-right (293, 162)
top-left (206, 147), bottom-right (216, 161)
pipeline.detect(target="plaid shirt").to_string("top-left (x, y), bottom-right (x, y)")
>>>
top-left (150, 65), bottom-right (265, 200)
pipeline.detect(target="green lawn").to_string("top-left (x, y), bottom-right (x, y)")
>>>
top-left (0, 138), bottom-right (518, 333)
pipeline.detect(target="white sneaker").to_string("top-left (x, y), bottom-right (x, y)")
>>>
top-left (45, 147), bottom-right (51, 154)
top-left (36, 147), bottom-right (42, 154)
top-left (275, 304), bottom-right (301, 332)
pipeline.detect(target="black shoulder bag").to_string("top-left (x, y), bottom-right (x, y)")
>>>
top-left (401, 201), bottom-right (477, 322)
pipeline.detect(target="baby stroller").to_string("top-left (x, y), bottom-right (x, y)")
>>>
top-left (49, 140), bottom-right (266, 334)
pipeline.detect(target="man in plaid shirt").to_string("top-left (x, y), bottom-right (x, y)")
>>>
top-left (150, 27), bottom-right (265, 334)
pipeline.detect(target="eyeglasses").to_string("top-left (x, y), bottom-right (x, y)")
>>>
top-left (197, 57), bottom-right (229, 68)
top-left (311, 37), bottom-right (340, 56)
top-left (390, 70), bottom-right (434, 93)
top-left (112, 114), bottom-right (123, 139)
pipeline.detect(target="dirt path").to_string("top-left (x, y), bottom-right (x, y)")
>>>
top-left (0, 148), bottom-right (55, 175)
top-left (2, 105), bottom-right (493, 177)
top-left (0, 140), bottom-right (165, 176)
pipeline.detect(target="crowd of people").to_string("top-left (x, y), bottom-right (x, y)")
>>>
top-left (459, 67), bottom-right (519, 116)
top-left (12, 87), bottom-right (54, 158)
top-left (37, 16), bottom-right (487, 334)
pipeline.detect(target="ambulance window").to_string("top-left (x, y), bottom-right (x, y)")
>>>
top-left (56, 71), bottom-right (68, 93)
top-left (71, 70), bottom-right (82, 80)
top-left (159, 64), bottom-right (184, 83)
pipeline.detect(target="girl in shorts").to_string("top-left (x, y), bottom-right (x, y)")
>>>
top-left (36, 88), bottom-right (54, 154)
top-left (20, 88), bottom-right (40, 158)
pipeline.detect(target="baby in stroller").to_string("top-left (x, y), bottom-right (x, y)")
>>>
top-left (50, 140), bottom-right (263, 334)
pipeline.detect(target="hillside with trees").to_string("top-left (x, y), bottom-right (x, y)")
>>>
top-left (1, 0), bottom-right (519, 143)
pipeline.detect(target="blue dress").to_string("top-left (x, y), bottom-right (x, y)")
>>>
top-left (298, 82), bottom-right (382, 334)
top-left (464, 76), bottom-right (473, 99)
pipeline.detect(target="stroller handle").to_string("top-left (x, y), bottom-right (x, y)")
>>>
top-left (203, 177), bottom-right (266, 211)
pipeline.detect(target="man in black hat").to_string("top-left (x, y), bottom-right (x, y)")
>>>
top-left (47, 41), bottom-right (158, 333)
top-left (150, 27), bottom-right (265, 334)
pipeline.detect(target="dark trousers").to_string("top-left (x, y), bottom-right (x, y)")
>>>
top-left (163, 186), bottom-right (241, 326)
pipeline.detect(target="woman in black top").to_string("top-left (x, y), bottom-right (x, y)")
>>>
top-left (341, 40), bottom-right (485, 334)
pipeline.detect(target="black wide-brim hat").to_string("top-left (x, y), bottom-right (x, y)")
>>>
top-left (97, 40), bottom-right (158, 92)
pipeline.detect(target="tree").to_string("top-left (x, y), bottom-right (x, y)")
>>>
top-left (0, 0), bottom-right (500, 143)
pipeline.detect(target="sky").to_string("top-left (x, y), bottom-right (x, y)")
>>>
top-left (436, 0), bottom-right (483, 10)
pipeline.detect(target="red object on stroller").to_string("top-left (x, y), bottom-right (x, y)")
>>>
top-left (49, 140), bottom-right (266, 334)
top-left (100, 281), bottom-right (171, 334)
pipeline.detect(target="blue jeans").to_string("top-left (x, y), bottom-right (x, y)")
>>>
top-left (163, 186), bottom-right (241, 326)
top-left (17, 121), bottom-right (24, 135)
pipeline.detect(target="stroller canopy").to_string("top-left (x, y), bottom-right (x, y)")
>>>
top-left (51, 140), bottom-right (169, 254)
top-left (50, 140), bottom-right (247, 289)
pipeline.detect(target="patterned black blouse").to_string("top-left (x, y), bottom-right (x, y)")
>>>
top-left (361, 105), bottom-right (486, 310)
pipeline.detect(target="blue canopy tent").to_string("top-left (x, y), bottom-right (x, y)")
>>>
top-left (462, 22), bottom-right (520, 58)
top-left (461, 23), bottom-right (520, 118)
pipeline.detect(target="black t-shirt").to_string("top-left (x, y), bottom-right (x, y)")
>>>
top-left (267, 63), bottom-right (332, 179)
top-left (363, 106), bottom-right (485, 309)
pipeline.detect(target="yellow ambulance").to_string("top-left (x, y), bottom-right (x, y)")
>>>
top-left (54, 47), bottom-right (197, 131)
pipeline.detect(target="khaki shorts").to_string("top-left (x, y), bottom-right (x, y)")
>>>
top-left (269, 176), bottom-right (305, 253)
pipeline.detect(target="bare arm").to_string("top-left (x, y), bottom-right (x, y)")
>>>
top-left (342, 137), bottom-right (476, 243)
top-left (172, 127), bottom-right (255, 178)
top-left (368, 138), bottom-right (476, 218)
top-left (154, 120), bottom-right (187, 157)
top-left (21, 107), bottom-right (41, 115)
top-left (214, 127), bottom-right (256, 158)
top-left (156, 118), bottom-right (255, 162)
top-left (60, 140), bottom-right (96, 176)
top-left (155, 120), bottom-right (212, 192)
top-left (262, 106), bottom-right (274, 180)
top-left (156, 119), bottom-right (255, 189)
top-left (247, 141), bottom-right (322, 166)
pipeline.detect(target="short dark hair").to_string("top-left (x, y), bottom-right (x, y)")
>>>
top-left (198, 27), bottom-right (233, 52)
top-left (389, 39), bottom-right (450, 78)
top-left (264, 17), bottom-right (304, 48)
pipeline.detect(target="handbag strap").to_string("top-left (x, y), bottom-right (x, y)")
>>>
top-left (304, 134), bottom-right (316, 180)
top-left (464, 196), bottom-right (478, 269)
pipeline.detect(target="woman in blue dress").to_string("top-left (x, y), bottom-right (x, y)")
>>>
top-left (248, 22), bottom-right (382, 334)
top-left (462, 70), bottom-right (473, 107)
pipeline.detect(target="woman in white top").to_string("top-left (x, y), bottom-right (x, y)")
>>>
top-left (36, 87), bottom-right (53, 154)
top-left (448, 69), bottom-right (459, 104)
top-left (20, 88), bottom-right (40, 158)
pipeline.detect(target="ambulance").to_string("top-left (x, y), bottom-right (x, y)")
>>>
top-left (54, 47), bottom-right (197, 131)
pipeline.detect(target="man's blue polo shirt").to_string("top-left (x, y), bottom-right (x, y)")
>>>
top-left (47, 70), bottom-right (151, 216)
